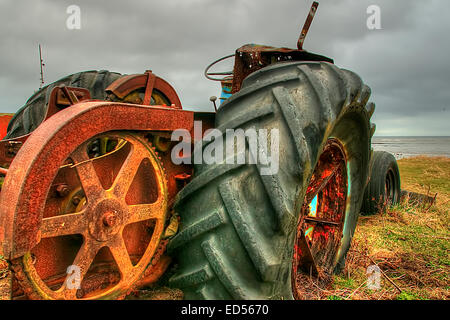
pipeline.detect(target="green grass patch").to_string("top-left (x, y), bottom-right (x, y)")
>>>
top-left (325, 156), bottom-right (449, 300)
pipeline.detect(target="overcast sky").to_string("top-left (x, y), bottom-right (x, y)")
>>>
top-left (0, 0), bottom-right (449, 136)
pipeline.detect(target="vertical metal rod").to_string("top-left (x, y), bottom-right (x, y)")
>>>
top-left (297, 1), bottom-right (319, 50)
top-left (39, 44), bottom-right (45, 89)
top-left (210, 96), bottom-right (218, 112)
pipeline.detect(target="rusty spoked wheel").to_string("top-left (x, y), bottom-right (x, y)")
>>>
top-left (292, 139), bottom-right (348, 299)
top-left (15, 132), bottom-right (168, 299)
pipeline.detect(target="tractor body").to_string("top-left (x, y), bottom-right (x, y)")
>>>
top-left (0, 2), bottom-right (392, 300)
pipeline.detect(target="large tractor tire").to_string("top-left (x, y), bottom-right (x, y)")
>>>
top-left (4, 70), bottom-right (122, 139)
top-left (361, 151), bottom-right (401, 215)
top-left (168, 61), bottom-right (375, 300)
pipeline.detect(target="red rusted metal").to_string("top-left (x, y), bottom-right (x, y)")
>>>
top-left (292, 139), bottom-right (348, 299)
top-left (13, 131), bottom-right (171, 299)
top-left (46, 86), bottom-right (91, 120)
top-left (0, 137), bottom-right (27, 171)
top-left (0, 114), bottom-right (13, 140)
top-left (0, 70), bottom-right (182, 171)
top-left (0, 88), bottom-right (90, 171)
top-left (0, 98), bottom-right (197, 299)
top-left (0, 101), bottom-right (194, 260)
top-left (297, 1), bottom-right (319, 50)
top-left (106, 72), bottom-right (182, 109)
top-left (231, 44), bottom-right (333, 93)
top-left (143, 70), bottom-right (157, 106)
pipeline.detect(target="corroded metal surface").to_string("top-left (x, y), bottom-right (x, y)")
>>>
top-left (106, 71), bottom-right (182, 109)
top-left (0, 70), bottom-right (195, 299)
top-left (0, 87), bottom-right (90, 171)
top-left (12, 132), bottom-right (169, 299)
top-left (0, 101), bottom-right (193, 260)
top-left (231, 44), bottom-right (333, 93)
top-left (46, 86), bottom-right (91, 121)
top-left (292, 139), bottom-right (348, 299)
top-left (0, 115), bottom-right (13, 140)
top-left (297, 1), bottom-right (319, 50)
top-left (0, 100), bottom-right (194, 299)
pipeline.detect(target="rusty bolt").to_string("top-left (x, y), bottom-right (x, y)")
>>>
top-left (72, 196), bottom-right (81, 205)
top-left (76, 289), bottom-right (85, 299)
top-left (56, 184), bottom-right (70, 197)
top-left (103, 212), bottom-right (117, 227)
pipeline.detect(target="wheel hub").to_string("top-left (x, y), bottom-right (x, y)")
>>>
top-left (89, 198), bottom-right (126, 242)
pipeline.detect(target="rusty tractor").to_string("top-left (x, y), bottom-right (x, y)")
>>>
top-left (0, 3), bottom-right (400, 300)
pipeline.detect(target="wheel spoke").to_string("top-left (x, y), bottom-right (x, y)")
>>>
top-left (305, 159), bottom-right (341, 203)
top-left (71, 146), bottom-right (105, 201)
top-left (57, 239), bottom-right (101, 299)
top-left (304, 216), bottom-right (340, 227)
top-left (127, 197), bottom-right (165, 224)
top-left (295, 230), bottom-right (319, 276)
top-left (110, 144), bottom-right (146, 197)
top-left (108, 234), bottom-right (134, 277)
top-left (41, 211), bottom-right (86, 238)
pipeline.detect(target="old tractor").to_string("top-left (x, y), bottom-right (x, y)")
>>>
top-left (0, 2), bottom-right (400, 300)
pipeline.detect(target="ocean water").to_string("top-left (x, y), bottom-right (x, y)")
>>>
top-left (372, 136), bottom-right (450, 160)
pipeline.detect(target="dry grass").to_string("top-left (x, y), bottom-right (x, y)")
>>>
top-left (132, 156), bottom-right (449, 300)
top-left (322, 156), bottom-right (450, 300)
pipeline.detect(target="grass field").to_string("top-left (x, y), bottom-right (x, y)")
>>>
top-left (322, 156), bottom-right (450, 300)
top-left (135, 156), bottom-right (449, 300)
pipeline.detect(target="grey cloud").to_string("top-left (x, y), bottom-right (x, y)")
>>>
top-left (0, 0), bottom-right (448, 136)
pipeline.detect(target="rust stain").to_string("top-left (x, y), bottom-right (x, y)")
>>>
top-left (0, 115), bottom-right (13, 140)
top-left (0, 70), bottom-right (196, 298)
top-left (292, 139), bottom-right (348, 299)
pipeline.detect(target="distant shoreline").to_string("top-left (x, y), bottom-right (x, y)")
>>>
top-left (372, 136), bottom-right (450, 160)
top-left (373, 136), bottom-right (450, 139)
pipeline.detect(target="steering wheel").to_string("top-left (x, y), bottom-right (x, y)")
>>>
top-left (204, 54), bottom-right (235, 81)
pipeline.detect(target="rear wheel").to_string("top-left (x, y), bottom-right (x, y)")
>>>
top-left (361, 151), bottom-right (401, 215)
top-left (168, 61), bottom-right (375, 299)
top-left (292, 139), bottom-right (349, 299)
top-left (5, 70), bottom-right (121, 139)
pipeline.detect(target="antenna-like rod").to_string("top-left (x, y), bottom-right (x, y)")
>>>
top-left (297, 1), bottom-right (319, 50)
top-left (39, 44), bottom-right (45, 89)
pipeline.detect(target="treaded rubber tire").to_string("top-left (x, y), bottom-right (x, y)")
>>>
top-left (361, 151), bottom-right (401, 215)
top-left (4, 70), bottom-right (121, 139)
top-left (167, 61), bottom-right (375, 300)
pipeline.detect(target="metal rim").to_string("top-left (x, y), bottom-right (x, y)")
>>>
top-left (385, 168), bottom-right (397, 205)
top-left (291, 139), bottom-right (348, 299)
top-left (20, 132), bottom-right (168, 299)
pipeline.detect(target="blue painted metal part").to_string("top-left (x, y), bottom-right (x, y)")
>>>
top-left (219, 79), bottom-right (233, 106)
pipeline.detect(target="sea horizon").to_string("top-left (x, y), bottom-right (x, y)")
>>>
top-left (371, 136), bottom-right (450, 159)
